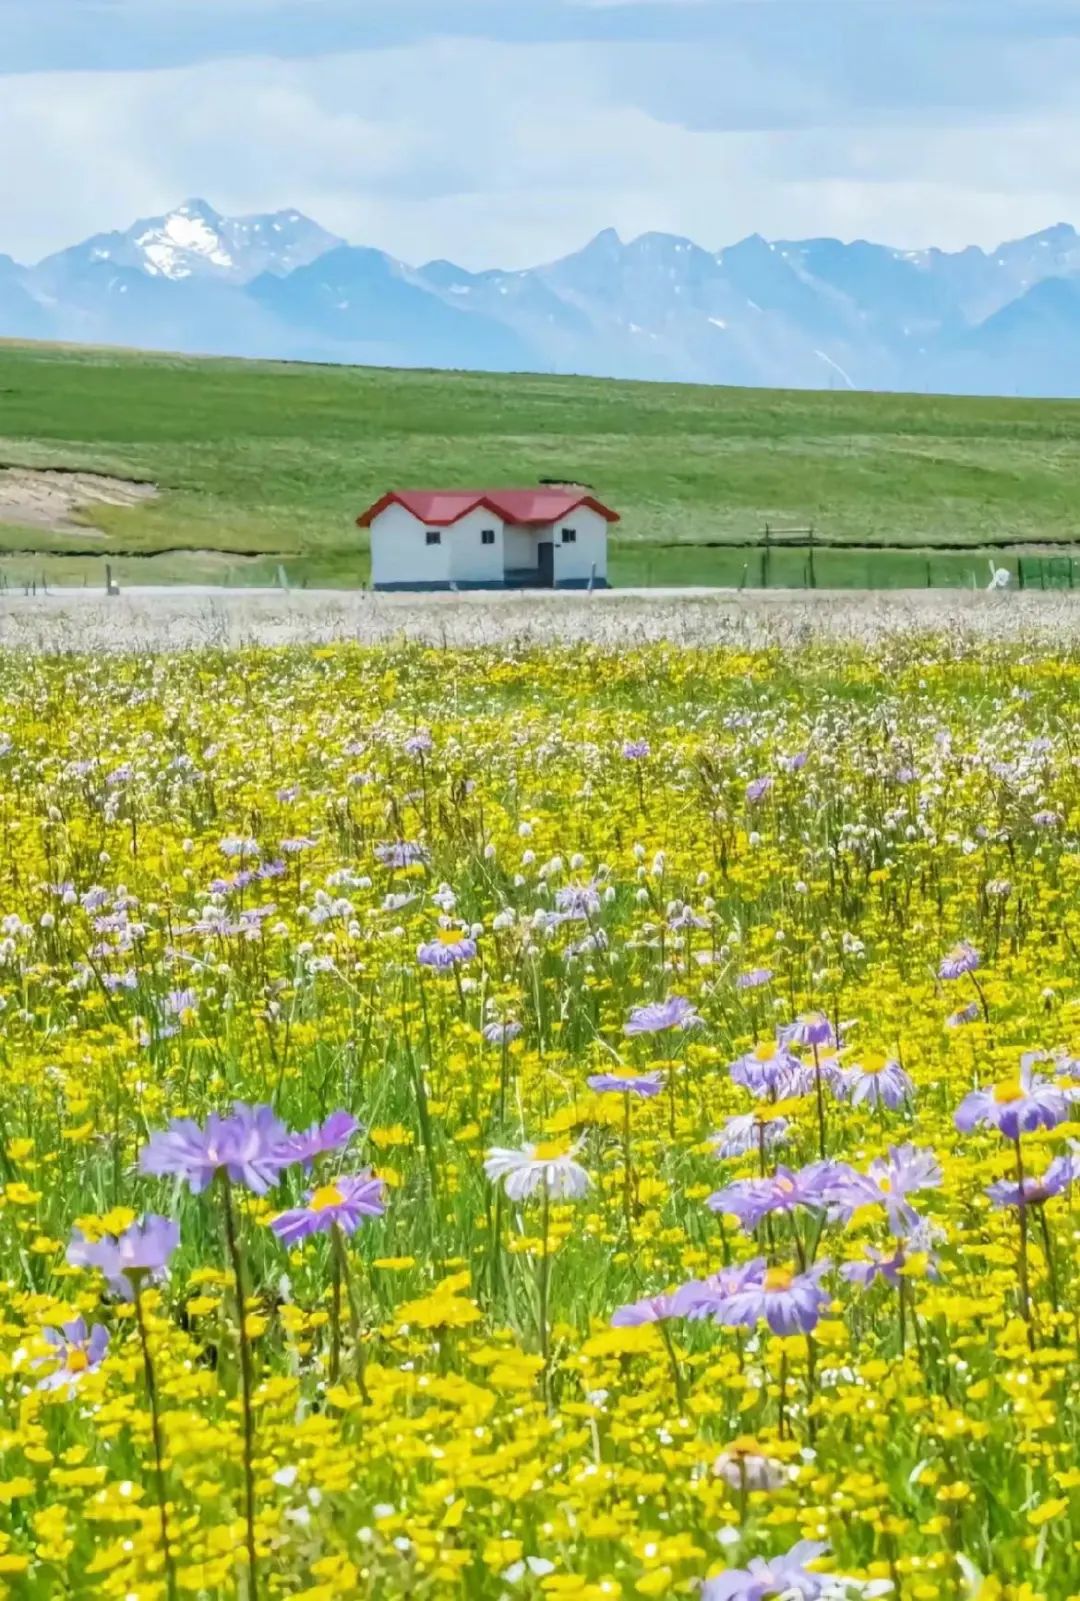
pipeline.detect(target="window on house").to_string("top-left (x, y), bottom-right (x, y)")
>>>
top-left (481, 528), bottom-right (495, 545)
top-left (425, 529), bottom-right (441, 546)
top-left (561, 527), bottom-right (577, 544)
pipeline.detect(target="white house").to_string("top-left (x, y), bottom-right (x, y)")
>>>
top-left (356, 486), bottom-right (619, 591)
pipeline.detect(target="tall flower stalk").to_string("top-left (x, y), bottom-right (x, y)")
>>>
top-left (67, 1216), bottom-right (180, 1601)
top-left (139, 1101), bottom-right (358, 1600)
top-left (220, 1174), bottom-right (260, 1600)
top-left (484, 1138), bottom-right (591, 1405)
top-left (132, 1287), bottom-right (178, 1601)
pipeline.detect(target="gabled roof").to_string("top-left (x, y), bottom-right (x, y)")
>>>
top-left (356, 488), bottom-right (620, 528)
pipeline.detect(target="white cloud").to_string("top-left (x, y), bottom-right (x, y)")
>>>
top-left (3, 30), bottom-right (1080, 267)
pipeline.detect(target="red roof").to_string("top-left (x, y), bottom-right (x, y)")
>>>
top-left (356, 488), bottom-right (620, 529)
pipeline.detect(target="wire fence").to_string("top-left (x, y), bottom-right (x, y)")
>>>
top-left (611, 532), bottom-right (1080, 592)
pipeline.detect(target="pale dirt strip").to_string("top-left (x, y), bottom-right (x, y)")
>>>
top-left (0, 586), bottom-right (1079, 654)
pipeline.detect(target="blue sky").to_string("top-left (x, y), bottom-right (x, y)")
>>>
top-left (4, 1), bottom-right (1080, 265)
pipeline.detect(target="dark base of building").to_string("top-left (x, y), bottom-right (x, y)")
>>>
top-left (373, 578), bottom-right (611, 592)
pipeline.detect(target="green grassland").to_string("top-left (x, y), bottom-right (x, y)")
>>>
top-left (3, 340), bottom-right (1080, 588)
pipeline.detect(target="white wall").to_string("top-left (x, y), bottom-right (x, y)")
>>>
top-left (447, 507), bottom-right (505, 585)
top-left (503, 524), bottom-right (538, 570)
top-left (551, 506), bottom-right (609, 584)
top-left (370, 502), bottom-right (450, 587)
top-left (370, 503), bottom-right (505, 587)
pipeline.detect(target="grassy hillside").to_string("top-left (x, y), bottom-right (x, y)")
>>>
top-left (3, 340), bottom-right (1080, 588)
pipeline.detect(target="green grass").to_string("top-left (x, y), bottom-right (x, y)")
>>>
top-left (4, 340), bottom-right (1080, 587)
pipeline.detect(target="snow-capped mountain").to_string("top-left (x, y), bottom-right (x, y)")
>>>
top-left (9, 202), bottom-right (1080, 395)
top-left (34, 199), bottom-right (342, 288)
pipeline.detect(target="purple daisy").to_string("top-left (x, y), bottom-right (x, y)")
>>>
top-left (270, 1172), bottom-right (387, 1244)
top-left (841, 1057), bottom-right (913, 1111)
top-left (745, 775), bottom-right (773, 804)
top-left (279, 1110), bottom-right (359, 1168)
top-left (718, 1259), bottom-right (833, 1336)
top-left (139, 1102), bottom-right (293, 1195)
top-left (955, 1060), bottom-right (1071, 1141)
top-left (36, 1318), bottom-right (109, 1392)
top-left (671, 1258), bottom-right (768, 1321)
top-left (588, 1070), bottom-right (665, 1098)
top-left (940, 942), bottom-right (980, 980)
top-left (417, 933), bottom-right (477, 969)
top-left (610, 1292), bottom-right (679, 1326)
top-left (163, 988), bottom-right (199, 1017)
top-left (832, 1144), bottom-right (942, 1234)
top-left (781, 1012), bottom-right (836, 1050)
top-left (946, 1001), bottom-right (981, 1028)
top-left (67, 1215), bottom-right (179, 1300)
top-left (711, 1112), bottom-right (790, 1159)
top-left (841, 1232), bottom-right (941, 1289)
top-left (624, 995), bottom-right (701, 1036)
top-left (714, 1444), bottom-right (787, 1493)
top-left (729, 1038), bottom-right (804, 1098)
top-left (482, 1020), bottom-right (523, 1045)
top-left (707, 1161), bottom-right (845, 1232)
top-left (735, 968), bottom-right (773, 991)
top-left (701, 1541), bottom-right (831, 1601)
top-left (622, 739), bottom-right (651, 760)
top-left (987, 1152), bottom-right (1080, 1209)
top-left (374, 841), bottom-right (429, 868)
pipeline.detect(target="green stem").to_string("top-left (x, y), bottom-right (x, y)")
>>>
top-left (812, 1043), bottom-right (826, 1160)
top-left (133, 1286), bottom-right (178, 1601)
top-left (221, 1176), bottom-right (260, 1601)
top-left (329, 1228), bottom-right (342, 1386)
top-left (538, 1188), bottom-right (552, 1406)
top-left (336, 1230), bottom-right (369, 1403)
top-left (1014, 1137), bottom-right (1032, 1335)
top-left (622, 1093), bottom-right (634, 1247)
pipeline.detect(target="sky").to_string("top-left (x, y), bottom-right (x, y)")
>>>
top-left (4, 0), bottom-right (1080, 267)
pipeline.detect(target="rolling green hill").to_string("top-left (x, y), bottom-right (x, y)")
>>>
top-left (2, 340), bottom-right (1080, 589)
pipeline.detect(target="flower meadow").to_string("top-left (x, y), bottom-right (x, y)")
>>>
top-left (1, 639), bottom-right (1080, 1600)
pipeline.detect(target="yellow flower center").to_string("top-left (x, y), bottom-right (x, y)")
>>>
top-left (754, 1043), bottom-right (777, 1062)
top-left (533, 1141), bottom-right (569, 1162)
top-left (776, 1176), bottom-right (796, 1195)
top-left (993, 1080), bottom-right (1025, 1104)
top-left (763, 1266), bottom-right (794, 1292)
top-left (309, 1184), bottom-right (344, 1212)
top-left (727, 1434), bottom-right (761, 1457)
top-left (877, 1176), bottom-right (892, 1193)
top-left (438, 929), bottom-right (463, 945)
top-left (67, 1350), bottom-right (89, 1373)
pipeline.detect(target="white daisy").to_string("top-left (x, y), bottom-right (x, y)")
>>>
top-left (483, 1140), bottom-right (591, 1201)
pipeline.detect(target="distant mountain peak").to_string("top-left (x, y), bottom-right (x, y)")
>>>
top-left (33, 200), bottom-right (344, 288)
top-left (582, 227), bottom-right (624, 253)
top-left (174, 198), bottom-right (220, 220)
top-left (133, 205), bottom-right (234, 280)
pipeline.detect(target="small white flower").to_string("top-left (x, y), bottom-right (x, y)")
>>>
top-left (484, 1140), bottom-right (591, 1201)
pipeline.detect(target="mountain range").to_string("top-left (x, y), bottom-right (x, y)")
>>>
top-left (6, 198), bottom-right (1080, 396)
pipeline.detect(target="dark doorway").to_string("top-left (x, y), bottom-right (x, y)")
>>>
top-left (537, 541), bottom-right (555, 587)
